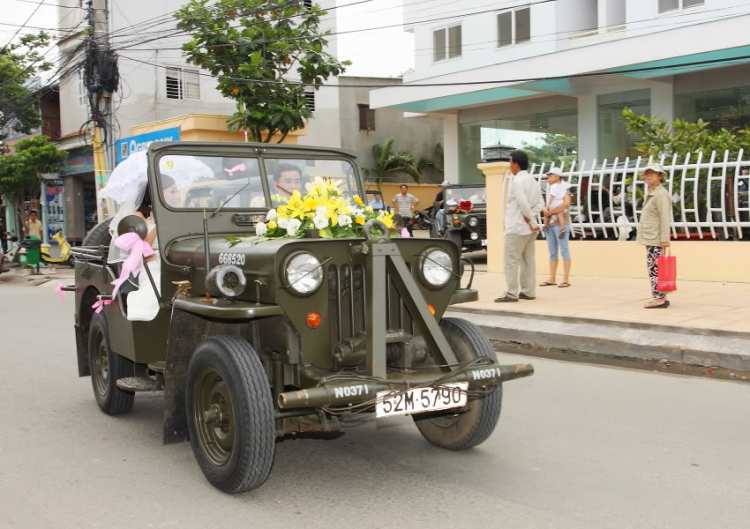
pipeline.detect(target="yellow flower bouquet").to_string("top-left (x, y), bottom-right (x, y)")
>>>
top-left (254, 177), bottom-right (396, 240)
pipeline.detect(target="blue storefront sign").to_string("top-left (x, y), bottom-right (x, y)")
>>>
top-left (115, 127), bottom-right (181, 165)
top-left (59, 149), bottom-right (95, 176)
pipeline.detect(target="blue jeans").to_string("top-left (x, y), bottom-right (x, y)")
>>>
top-left (436, 209), bottom-right (445, 230)
top-left (546, 225), bottom-right (571, 261)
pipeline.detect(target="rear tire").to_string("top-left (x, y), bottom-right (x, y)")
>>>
top-left (186, 335), bottom-right (276, 494)
top-left (88, 313), bottom-right (135, 415)
top-left (413, 317), bottom-right (502, 450)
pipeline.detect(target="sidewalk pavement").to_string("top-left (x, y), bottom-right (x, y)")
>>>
top-left (448, 272), bottom-right (750, 371)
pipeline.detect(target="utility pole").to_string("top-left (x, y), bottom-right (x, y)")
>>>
top-left (85, 0), bottom-right (116, 222)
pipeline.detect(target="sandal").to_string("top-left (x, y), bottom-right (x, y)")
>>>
top-left (558, 230), bottom-right (566, 240)
top-left (558, 282), bottom-right (571, 288)
top-left (539, 281), bottom-right (557, 286)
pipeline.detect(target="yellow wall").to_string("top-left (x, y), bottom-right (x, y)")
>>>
top-left (479, 161), bottom-right (748, 284)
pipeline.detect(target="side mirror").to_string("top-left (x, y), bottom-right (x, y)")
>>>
top-left (117, 215), bottom-right (148, 240)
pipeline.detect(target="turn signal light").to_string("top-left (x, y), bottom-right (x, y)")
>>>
top-left (452, 219), bottom-right (461, 226)
top-left (306, 311), bottom-right (322, 328)
top-left (427, 304), bottom-right (436, 316)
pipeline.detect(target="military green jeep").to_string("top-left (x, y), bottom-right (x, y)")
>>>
top-left (68, 142), bottom-right (533, 494)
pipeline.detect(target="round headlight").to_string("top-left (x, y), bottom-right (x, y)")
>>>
top-left (467, 216), bottom-right (479, 227)
top-left (421, 249), bottom-right (452, 288)
top-left (286, 252), bottom-right (323, 295)
top-left (470, 232), bottom-right (479, 240)
top-left (205, 265), bottom-right (246, 299)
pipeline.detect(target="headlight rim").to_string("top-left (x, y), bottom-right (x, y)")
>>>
top-left (419, 247), bottom-right (454, 290)
top-left (466, 215), bottom-right (479, 227)
top-left (283, 251), bottom-right (324, 297)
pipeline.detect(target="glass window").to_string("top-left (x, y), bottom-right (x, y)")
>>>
top-left (304, 91), bottom-right (315, 111)
top-left (675, 86), bottom-right (750, 131)
top-left (448, 25), bottom-right (462, 58)
top-left (158, 156), bottom-right (266, 210)
top-left (683, 0), bottom-right (704, 6)
top-left (166, 67), bottom-right (200, 100)
top-left (358, 104), bottom-right (375, 131)
top-left (515, 8), bottom-right (531, 44)
top-left (433, 28), bottom-right (446, 61)
top-left (597, 90), bottom-right (651, 160)
top-left (658, 0), bottom-right (679, 12)
top-left (264, 158), bottom-right (361, 207)
top-left (497, 12), bottom-right (513, 48)
top-left (78, 69), bottom-right (87, 107)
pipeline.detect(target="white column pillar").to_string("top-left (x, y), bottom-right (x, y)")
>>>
top-left (443, 113), bottom-right (459, 183)
top-left (597, 0), bottom-right (607, 30)
top-left (650, 82), bottom-right (674, 123)
top-left (478, 161), bottom-right (511, 273)
top-left (578, 95), bottom-right (599, 162)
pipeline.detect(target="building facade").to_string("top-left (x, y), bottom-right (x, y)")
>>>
top-left (55, 0), bottom-right (442, 240)
top-left (371, 0), bottom-right (750, 182)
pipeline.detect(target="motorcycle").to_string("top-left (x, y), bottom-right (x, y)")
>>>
top-left (41, 231), bottom-right (75, 267)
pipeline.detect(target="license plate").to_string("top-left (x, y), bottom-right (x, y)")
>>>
top-left (375, 383), bottom-right (468, 418)
top-left (481, 239), bottom-right (487, 246)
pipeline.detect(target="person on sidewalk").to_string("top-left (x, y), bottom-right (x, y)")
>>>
top-left (540, 168), bottom-right (573, 288)
top-left (542, 167), bottom-right (571, 239)
top-left (434, 180), bottom-right (450, 233)
top-left (495, 150), bottom-right (545, 303)
top-left (25, 210), bottom-right (43, 240)
top-left (637, 163), bottom-right (672, 309)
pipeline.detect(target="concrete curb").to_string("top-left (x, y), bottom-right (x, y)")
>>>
top-left (445, 309), bottom-right (750, 372)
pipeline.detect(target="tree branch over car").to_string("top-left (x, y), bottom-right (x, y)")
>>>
top-left (175, 0), bottom-right (350, 143)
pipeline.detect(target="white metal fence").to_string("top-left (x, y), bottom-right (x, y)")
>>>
top-left (524, 151), bottom-right (750, 240)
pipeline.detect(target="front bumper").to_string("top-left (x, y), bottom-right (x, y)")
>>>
top-left (277, 362), bottom-right (534, 410)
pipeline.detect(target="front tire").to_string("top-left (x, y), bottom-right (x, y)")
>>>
top-left (186, 336), bottom-right (275, 494)
top-left (414, 318), bottom-right (502, 450)
top-left (88, 313), bottom-right (135, 415)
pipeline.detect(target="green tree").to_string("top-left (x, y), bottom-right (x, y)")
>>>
top-left (0, 136), bottom-right (67, 233)
top-left (522, 134), bottom-right (578, 166)
top-left (621, 107), bottom-right (750, 159)
top-left (362, 137), bottom-right (422, 191)
top-left (0, 32), bottom-right (53, 144)
top-left (175, 0), bottom-right (350, 143)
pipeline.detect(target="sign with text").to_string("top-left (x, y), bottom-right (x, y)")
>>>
top-left (115, 127), bottom-right (181, 164)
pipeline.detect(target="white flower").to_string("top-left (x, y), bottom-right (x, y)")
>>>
top-left (316, 206), bottom-right (328, 217)
top-left (313, 214), bottom-right (329, 229)
top-left (278, 217), bottom-right (290, 229)
top-left (338, 214), bottom-right (353, 227)
top-left (255, 222), bottom-right (267, 236)
top-left (266, 209), bottom-right (278, 221)
top-left (286, 218), bottom-right (302, 236)
top-left (351, 207), bottom-right (363, 217)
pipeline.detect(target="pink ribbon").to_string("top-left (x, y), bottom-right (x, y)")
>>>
top-left (92, 296), bottom-right (113, 314)
top-left (401, 227), bottom-right (411, 238)
top-left (54, 283), bottom-right (66, 303)
top-left (224, 163), bottom-right (246, 177)
top-left (110, 232), bottom-right (155, 299)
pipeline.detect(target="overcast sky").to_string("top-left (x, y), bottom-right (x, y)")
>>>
top-left (1, 0), bottom-right (415, 78)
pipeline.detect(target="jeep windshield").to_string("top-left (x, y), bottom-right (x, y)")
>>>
top-left (444, 185), bottom-right (487, 210)
top-left (157, 155), bottom-right (361, 211)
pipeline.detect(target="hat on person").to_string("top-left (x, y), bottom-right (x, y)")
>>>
top-left (546, 167), bottom-right (563, 176)
top-left (642, 162), bottom-right (666, 175)
top-left (440, 180), bottom-right (451, 187)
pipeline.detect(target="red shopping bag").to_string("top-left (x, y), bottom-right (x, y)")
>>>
top-left (657, 250), bottom-right (677, 292)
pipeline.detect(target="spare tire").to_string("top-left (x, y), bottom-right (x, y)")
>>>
top-left (82, 218), bottom-right (112, 247)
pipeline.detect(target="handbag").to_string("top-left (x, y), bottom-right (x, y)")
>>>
top-left (657, 248), bottom-right (677, 292)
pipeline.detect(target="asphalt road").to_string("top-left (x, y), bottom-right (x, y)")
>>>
top-left (1, 285), bottom-right (749, 529)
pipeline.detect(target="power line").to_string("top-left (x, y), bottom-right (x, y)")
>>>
top-left (1, 0), bottom-right (48, 53)
top-left (119, 52), bottom-right (750, 90)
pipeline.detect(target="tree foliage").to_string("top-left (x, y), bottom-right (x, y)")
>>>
top-left (522, 134), bottom-right (578, 166)
top-left (0, 136), bottom-right (67, 230)
top-left (362, 136), bottom-right (422, 187)
top-left (0, 32), bottom-right (53, 144)
top-left (621, 107), bottom-right (750, 160)
top-left (175, 0), bottom-right (350, 143)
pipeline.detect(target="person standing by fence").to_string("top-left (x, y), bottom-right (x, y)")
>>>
top-left (637, 163), bottom-right (672, 309)
top-left (495, 150), bottom-right (544, 303)
top-left (391, 184), bottom-right (419, 235)
top-left (540, 168), bottom-right (573, 288)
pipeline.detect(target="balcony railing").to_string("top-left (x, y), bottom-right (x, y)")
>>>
top-left (524, 151), bottom-right (750, 240)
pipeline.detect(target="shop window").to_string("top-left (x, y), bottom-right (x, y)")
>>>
top-left (358, 104), bottom-right (375, 131)
top-left (659, 0), bottom-right (703, 13)
top-left (433, 24), bottom-right (462, 62)
top-left (497, 7), bottom-right (531, 48)
top-left (597, 90), bottom-right (651, 160)
top-left (675, 86), bottom-right (750, 131)
top-left (166, 67), bottom-right (201, 100)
